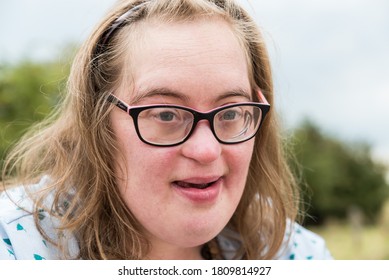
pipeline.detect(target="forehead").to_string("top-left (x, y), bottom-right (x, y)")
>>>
top-left (118, 18), bottom-right (251, 103)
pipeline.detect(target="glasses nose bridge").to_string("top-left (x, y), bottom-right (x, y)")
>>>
top-left (191, 110), bottom-right (216, 132)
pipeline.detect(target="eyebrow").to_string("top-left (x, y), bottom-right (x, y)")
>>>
top-left (214, 89), bottom-right (252, 103)
top-left (131, 87), bottom-right (252, 105)
top-left (130, 87), bottom-right (190, 105)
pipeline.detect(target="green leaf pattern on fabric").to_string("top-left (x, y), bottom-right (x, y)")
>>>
top-left (16, 223), bottom-right (25, 231)
top-left (3, 238), bottom-right (12, 246)
top-left (33, 254), bottom-right (46, 260)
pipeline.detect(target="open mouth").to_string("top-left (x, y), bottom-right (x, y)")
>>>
top-left (174, 180), bottom-right (218, 189)
top-left (172, 177), bottom-right (222, 202)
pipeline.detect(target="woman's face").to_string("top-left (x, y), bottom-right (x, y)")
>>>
top-left (110, 18), bottom-right (254, 259)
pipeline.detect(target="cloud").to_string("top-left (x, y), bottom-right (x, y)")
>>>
top-left (242, 0), bottom-right (389, 162)
top-left (0, 0), bottom-right (115, 61)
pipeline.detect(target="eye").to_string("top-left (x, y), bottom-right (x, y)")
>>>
top-left (144, 108), bottom-right (182, 122)
top-left (143, 108), bottom-right (192, 124)
top-left (219, 108), bottom-right (243, 121)
top-left (157, 111), bottom-right (176, 122)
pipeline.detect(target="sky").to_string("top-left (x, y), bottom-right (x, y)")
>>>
top-left (1, 0), bottom-right (389, 166)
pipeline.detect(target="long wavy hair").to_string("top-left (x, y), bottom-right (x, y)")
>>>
top-left (2, 0), bottom-right (301, 259)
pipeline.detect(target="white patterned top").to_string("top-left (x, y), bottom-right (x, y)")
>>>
top-left (0, 177), bottom-right (332, 260)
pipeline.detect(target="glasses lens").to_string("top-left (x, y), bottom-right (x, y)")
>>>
top-left (214, 105), bottom-right (262, 143)
top-left (137, 107), bottom-right (194, 145)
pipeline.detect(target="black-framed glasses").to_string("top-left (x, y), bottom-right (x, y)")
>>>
top-left (107, 91), bottom-right (270, 147)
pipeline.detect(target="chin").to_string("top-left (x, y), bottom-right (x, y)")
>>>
top-left (177, 215), bottom-right (228, 245)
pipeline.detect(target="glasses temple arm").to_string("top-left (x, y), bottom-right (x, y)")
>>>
top-left (107, 94), bottom-right (130, 113)
top-left (257, 89), bottom-right (270, 105)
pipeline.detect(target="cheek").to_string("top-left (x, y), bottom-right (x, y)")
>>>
top-left (226, 141), bottom-right (255, 206)
top-left (111, 112), bottom-right (153, 176)
top-left (113, 137), bottom-right (173, 224)
top-left (115, 138), bottom-right (171, 189)
top-left (221, 140), bottom-right (255, 205)
top-left (228, 140), bottom-right (255, 176)
top-left (112, 119), bottom-right (179, 197)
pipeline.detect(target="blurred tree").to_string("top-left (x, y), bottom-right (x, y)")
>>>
top-left (289, 120), bottom-right (389, 225)
top-left (0, 60), bottom-right (69, 173)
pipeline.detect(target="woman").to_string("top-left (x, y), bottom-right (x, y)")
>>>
top-left (0, 0), bottom-right (331, 260)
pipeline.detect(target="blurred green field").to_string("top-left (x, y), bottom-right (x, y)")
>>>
top-left (308, 200), bottom-right (389, 259)
top-left (309, 223), bottom-right (389, 259)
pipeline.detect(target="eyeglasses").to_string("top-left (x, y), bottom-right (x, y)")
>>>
top-left (107, 91), bottom-right (270, 147)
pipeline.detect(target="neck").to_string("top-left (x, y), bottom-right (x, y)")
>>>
top-left (145, 242), bottom-right (204, 260)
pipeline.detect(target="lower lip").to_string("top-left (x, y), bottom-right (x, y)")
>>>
top-left (172, 178), bottom-right (222, 203)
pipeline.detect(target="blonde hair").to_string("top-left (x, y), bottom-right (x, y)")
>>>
top-left (2, 0), bottom-right (300, 259)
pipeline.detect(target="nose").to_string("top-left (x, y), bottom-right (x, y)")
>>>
top-left (181, 121), bottom-right (222, 164)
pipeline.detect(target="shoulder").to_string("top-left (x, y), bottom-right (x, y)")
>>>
top-left (217, 222), bottom-right (333, 260)
top-left (275, 222), bottom-right (333, 260)
top-left (0, 177), bottom-right (64, 260)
